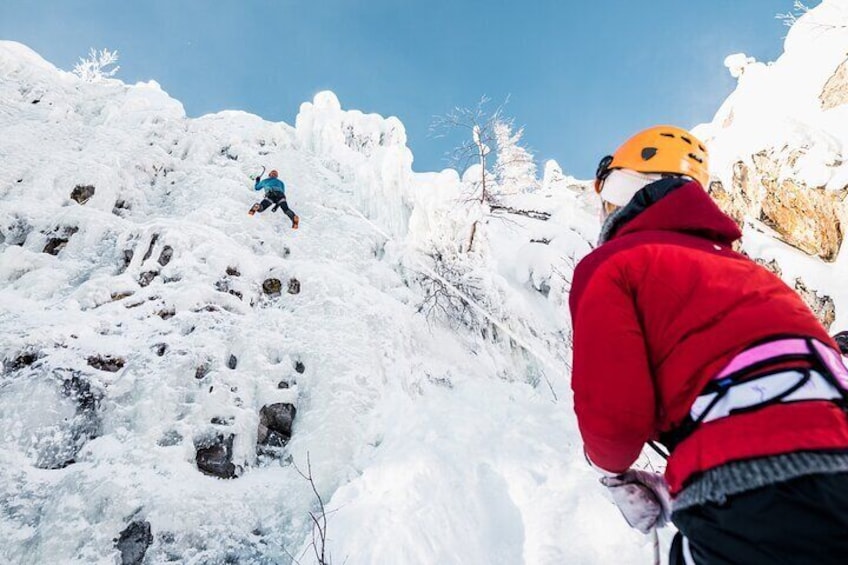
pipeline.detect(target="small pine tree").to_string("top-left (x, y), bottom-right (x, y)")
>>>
top-left (493, 120), bottom-right (538, 195)
top-left (73, 48), bottom-right (120, 82)
top-left (541, 160), bottom-right (568, 192)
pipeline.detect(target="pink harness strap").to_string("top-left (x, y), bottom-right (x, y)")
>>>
top-left (716, 339), bottom-right (809, 380)
top-left (715, 337), bottom-right (848, 389)
top-left (812, 339), bottom-right (848, 389)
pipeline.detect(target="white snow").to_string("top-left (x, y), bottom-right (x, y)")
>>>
top-left (0, 39), bottom-right (654, 565)
top-left (1, 0), bottom-right (847, 561)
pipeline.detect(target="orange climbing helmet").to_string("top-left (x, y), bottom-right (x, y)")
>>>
top-left (269, 169), bottom-right (279, 178)
top-left (594, 125), bottom-right (710, 192)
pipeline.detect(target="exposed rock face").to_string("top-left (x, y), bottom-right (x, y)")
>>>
top-left (262, 278), bottom-right (282, 296)
top-left (34, 373), bottom-right (102, 469)
top-left (754, 257), bottom-right (783, 278)
top-left (821, 56), bottom-right (848, 111)
top-left (287, 278), bottom-right (301, 295)
top-left (257, 403), bottom-right (296, 453)
top-left (757, 152), bottom-right (844, 262)
top-left (112, 199), bottom-right (130, 216)
top-left (87, 355), bottom-right (125, 372)
top-left (711, 150), bottom-right (845, 262)
top-left (794, 278), bottom-right (836, 331)
top-left (158, 245), bottom-right (173, 266)
top-left (70, 184), bottom-right (95, 205)
top-left (138, 271), bottom-right (158, 287)
top-left (760, 180), bottom-right (843, 261)
top-left (115, 520), bottom-right (153, 565)
top-left (195, 434), bottom-right (237, 479)
top-left (43, 226), bottom-right (79, 255)
top-left (4, 350), bottom-right (39, 372)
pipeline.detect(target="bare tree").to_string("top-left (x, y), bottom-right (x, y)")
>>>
top-left (431, 97), bottom-right (507, 252)
top-left (415, 251), bottom-right (487, 331)
top-left (286, 453), bottom-right (333, 565)
top-left (777, 1), bottom-right (845, 30)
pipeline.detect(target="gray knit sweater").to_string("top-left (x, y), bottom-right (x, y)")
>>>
top-left (673, 451), bottom-right (848, 511)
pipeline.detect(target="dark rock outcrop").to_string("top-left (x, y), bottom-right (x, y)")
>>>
top-left (4, 350), bottom-right (39, 372)
top-left (43, 226), bottom-right (79, 255)
top-left (70, 184), bottom-right (96, 205)
top-left (196, 434), bottom-right (238, 479)
top-left (794, 278), bottom-right (836, 331)
top-left (157, 246), bottom-right (173, 266)
top-left (87, 355), bottom-right (125, 372)
top-left (115, 520), bottom-right (153, 565)
top-left (257, 403), bottom-right (296, 453)
top-left (262, 278), bottom-right (282, 296)
top-left (287, 278), bottom-right (301, 295)
top-left (195, 364), bottom-right (210, 380)
top-left (35, 373), bottom-right (102, 469)
top-left (138, 271), bottom-right (158, 287)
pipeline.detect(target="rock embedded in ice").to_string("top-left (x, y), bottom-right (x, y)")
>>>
top-left (87, 355), bottom-right (125, 372)
top-left (257, 403), bottom-right (296, 450)
top-left (70, 184), bottom-right (95, 205)
top-left (157, 245), bottom-right (173, 266)
top-left (195, 434), bottom-right (238, 479)
top-left (115, 520), bottom-right (153, 565)
top-left (287, 277), bottom-right (301, 295)
top-left (262, 278), bottom-right (282, 296)
top-left (138, 271), bottom-right (158, 287)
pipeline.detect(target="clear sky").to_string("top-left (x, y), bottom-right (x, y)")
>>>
top-left (0, 1), bottom-right (803, 178)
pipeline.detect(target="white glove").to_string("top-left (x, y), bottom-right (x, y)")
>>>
top-left (600, 469), bottom-right (671, 534)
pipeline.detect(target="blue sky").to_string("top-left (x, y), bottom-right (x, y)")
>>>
top-left (1, 1), bottom-right (802, 177)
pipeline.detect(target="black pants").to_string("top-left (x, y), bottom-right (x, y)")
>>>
top-left (256, 192), bottom-right (297, 223)
top-left (670, 473), bottom-right (848, 564)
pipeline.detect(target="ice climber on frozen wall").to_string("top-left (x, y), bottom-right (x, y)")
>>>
top-left (568, 126), bottom-right (848, 564)
top-left (249, 168), bottom-right (300, 229)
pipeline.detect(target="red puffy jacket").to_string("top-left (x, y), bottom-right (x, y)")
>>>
top-left (569, 180), bottom-right (848, 495)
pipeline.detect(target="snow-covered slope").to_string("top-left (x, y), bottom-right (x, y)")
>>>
top-left (0, 41), bottom-right (657, 565)
top-left (697, 0), bottom-right (848, 331)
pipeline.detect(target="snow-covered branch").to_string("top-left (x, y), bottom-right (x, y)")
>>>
top-left (73, 48), bottom-right (120, 82)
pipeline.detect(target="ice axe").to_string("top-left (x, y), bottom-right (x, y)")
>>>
top-left (250, 166), bottom-right (267, 181)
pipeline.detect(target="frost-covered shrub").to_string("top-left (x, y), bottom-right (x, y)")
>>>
top-left (73, 48), bottom-right (120, 82)
top-left (416, 251), bottom-right (490, 331)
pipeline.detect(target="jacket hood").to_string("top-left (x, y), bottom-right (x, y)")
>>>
top-left (601, 179), bottom-right (742, 245)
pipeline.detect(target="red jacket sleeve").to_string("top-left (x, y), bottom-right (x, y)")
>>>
top-left (570, 259), bottom-right (656, 474)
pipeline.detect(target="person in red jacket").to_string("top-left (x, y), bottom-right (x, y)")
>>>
top-left (570, 126), bottom-right (848, 564)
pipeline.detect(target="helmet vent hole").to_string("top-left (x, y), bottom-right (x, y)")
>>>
top-left (681, 136), bottom-right (693, 145)
top-left (688, 153), bottom-right (704, 164)
top-left (698, 144), bottom-right (706, 152)
top-left (660, 133), bottom-right (675, 138)
top-left (641, 147), bottom-right (658, 161)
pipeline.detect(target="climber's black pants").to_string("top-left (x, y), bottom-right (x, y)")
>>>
top-left (669, 472), bottom-right (848, 564)
top-left (256, 191), bottom-right (297, 223)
